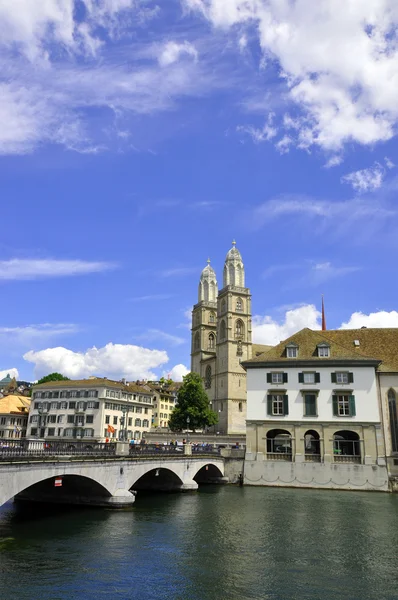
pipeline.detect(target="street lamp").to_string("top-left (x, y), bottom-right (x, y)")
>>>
top-left (120, 405), bottom-right (128, 441)
top-left (37, 402), bottom-right (49, 439)
top-left (186, 416), bottom-right (190, 443)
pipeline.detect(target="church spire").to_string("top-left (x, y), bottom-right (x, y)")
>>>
top-left (198, 258), bottom-right (218, 302)
top-left (322, 295), bottom-right (327, 331)
top-left (223, 240), bottom-right (245, 288)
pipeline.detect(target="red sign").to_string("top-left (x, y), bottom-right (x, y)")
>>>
top-left (54, 478), bottom-right (63, 487)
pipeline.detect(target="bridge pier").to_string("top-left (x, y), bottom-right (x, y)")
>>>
top-left (179, 479), bottom-right (199, 491)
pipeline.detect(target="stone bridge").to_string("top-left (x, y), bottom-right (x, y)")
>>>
top-left (0, 451), bottom-right (225, 509)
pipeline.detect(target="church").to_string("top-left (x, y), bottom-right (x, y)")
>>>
top-left (190, 242), bottom-right (270, 434)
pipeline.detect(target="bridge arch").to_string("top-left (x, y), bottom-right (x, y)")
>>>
top-left (131, 467), bottom-right (183, 492)
top-left (15, 474), bottom-right (113, 506)
top-left (193, 463), bottom-right (224, 484)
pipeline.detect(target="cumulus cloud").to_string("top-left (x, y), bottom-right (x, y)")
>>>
top-left (164, 364), bottom-right (190, 381)
top-left (0, 259), bottom-right (116, 280)
top-left (0, 368), bottom-right (19, 380)
top-left (158, 41), bottom-right (198, 67)
top-left (340, 311), bottom-right (398, 329)
top-left (184, 0), bottom-right (398, 151)
top-left (341, 163), bottom-right (386, 194)
top-left (253, 304), bottom-right (321, 346)
top-left (23, 343), bottom-right (170, 381)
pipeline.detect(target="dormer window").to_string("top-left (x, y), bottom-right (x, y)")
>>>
top-left (317, 343), bottom-right (330, 358)
top-left (286, 342), bottom-right (298, 358)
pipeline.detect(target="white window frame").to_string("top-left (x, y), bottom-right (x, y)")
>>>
top-left (272, 395), bottom-right (284, 416)
top-left (303, 372), bottom-right (315, 384)
top-left (337, 395), bottom-right (350, 416)
top-left (336, 371), bottom-right (349, 385)
top-left (287, 347), bottom-right (298, 358)
top-left (271, 372), bottom-right (284, 384)
top-left (318, 346), bottom-right (330, 357)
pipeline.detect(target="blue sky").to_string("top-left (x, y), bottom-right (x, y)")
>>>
top-left (1, 0), bottom-right (398, 382)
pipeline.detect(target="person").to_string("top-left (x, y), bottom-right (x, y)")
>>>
top-left (105, 437), bottom-right (109, 444)
top-left (182, 438), bottom-right (186, 445)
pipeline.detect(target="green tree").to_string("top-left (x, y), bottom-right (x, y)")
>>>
top-left (37, 372), bottom-right (70, 385)
top-left (168, 372), bottom-right (218, 432)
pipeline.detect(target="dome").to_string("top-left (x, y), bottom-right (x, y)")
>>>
top-left (198, 259), bottom-right (218, 302)
top-left (223, 241), bottom-right (245, 288)
top-left (225, 241), bottom-right (242, 262)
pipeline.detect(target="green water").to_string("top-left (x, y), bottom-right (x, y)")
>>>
top-left (1, 486), bottom-right (398, 600)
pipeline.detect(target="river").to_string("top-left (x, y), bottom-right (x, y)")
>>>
top-left (1, 486), bottom-right (398, 600)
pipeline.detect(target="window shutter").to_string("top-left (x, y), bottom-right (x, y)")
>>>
top-left (332, 395), bottom-right (338, 416)
top-left (298, 373), bottom-right (304, 383)
top-left (283, 395), bottom-right (289, 415)
top-left (267, 395), bottom-right (272, 415)
top-left (283, 373), bottom-right (288, 384)
top-left (349, 395), bottom-right (356, 416)
top-left (266, 373), bottom-right (272, 384)
top-left (305, 394), bottom-right (316, 417)
top-left (349, 372), bottom-right (354, 384)
top-left (315, 373), bottom-right (320, 384)
top-left (331, 372), bottom-right (336, 384)
top-left (95, 402), bottom-right (100, 409)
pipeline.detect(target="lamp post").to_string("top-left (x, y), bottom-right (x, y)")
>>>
top-left (37, 402), bottom-right (49, 439)
top-left (186, 415), bottom-right (190, 443)
top-left (120, 405), bottom-right (128, 441)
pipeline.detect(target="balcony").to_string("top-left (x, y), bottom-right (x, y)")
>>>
top-left (267, 452), bottom-right (292, 462)
top-left (305, 454), bottom-right (321, 463)
top-left (334, 455), bottom-right (361, 464)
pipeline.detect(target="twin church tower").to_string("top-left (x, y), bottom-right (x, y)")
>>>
top-left (191, 242), bottom-right (265, 434)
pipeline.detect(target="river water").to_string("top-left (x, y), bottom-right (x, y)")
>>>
top-left (1, 486), bottom-right (398, 600)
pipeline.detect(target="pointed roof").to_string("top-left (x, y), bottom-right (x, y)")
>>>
top-left (200, 258), bottom-right (217, 280)
top-left (225, 240), bottom-right (242, 262)
top-left (0, 394), bottom-right (31, 415)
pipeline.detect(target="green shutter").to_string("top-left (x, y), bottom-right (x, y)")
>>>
top-left (332, 395), bottom-right (338, 416)
top-left (283, 373), bottom-right (288, 384)
top-left (298, 372), bottom-right (304, 383)
top-left (331, 372), bottom-right (336, 383)
top-left (267, 395), bottom-right (273, 415)
top-left (349, 372), bottom-right (354, 384)
top-left (349, 395), bottom-right (356, 416)
top-left (305, 394), bottom-right (316, 417)
top-left (266, 373), bottom-right (272, 384)
top-left (315, 372), bottom-right (320, 383)
top-left (283, 394), bottom-right (289, 415)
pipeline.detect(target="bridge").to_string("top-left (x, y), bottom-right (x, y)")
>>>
top-left (0, 440), bottom-right (227, 509)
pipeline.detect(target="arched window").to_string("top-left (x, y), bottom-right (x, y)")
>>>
top-left (266, 429), bottom-right (292, 458)
top-left (388, 389), bottom-right (398, 453)
top-left (238, 402), bottom-right (242, 412)
top-left (194, 332), bottom-right (200, 350)
top-left (304, 430), bottom-right (320, 458)
top-left (208, 333), bottom-right (215, 350)
top-left (333, 430), bottom-right (360, 462)
top-left (209, 312), bottom-right (216, 324)
top-left (220, 320), bottom-right (226, 340)
top-left (236, 298), bottom-right (243, 312)
top-left (235, 319), bottom-right (244, 339)
top-left (205, 365), bottom-right (212, 389)
top-left (135, 418), bottom-right (142, 427)
top-left (236, 263), bottom-right (242, 286)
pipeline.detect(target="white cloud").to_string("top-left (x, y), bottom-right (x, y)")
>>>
top-left (237, 113), bottom-right (277, 142)
top-left (184, 0), bottom-right (398, 151)
top-left (159, 267), bottom-right (198, 277)
top-left (0, 368), bottom-right (19, 380)
top-left (158, 41), bottom-right (198, 67)
top-left (130, 294), bottom-right (173, 302)
top-left (311, 262), bottom-right (361, 283)
top-left (324, 155), bottom-right (343, 169)
top-left (385, 156), bottom-right (395, 170)
top-left (340, 311), bottom-right (398, 329)
top-left (253, 304), bottom-right (321, 346)
top-left (0, 259), bottom-right (116, 280)
top-left (23, 343), bottom-right (169, 381)
top-left (164, 364), bottom-right (190, 381)
top-left (135, 329), bottom-right (186, 346)
top-left (0, 323), bottom-right (79, 345)
top-left (341, 162), bottom-right (386, 194)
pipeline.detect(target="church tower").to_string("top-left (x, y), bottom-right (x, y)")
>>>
top-left (215, 241), bottom-right (252, 434)
top-left (191, 260), bottom-right (218, 400)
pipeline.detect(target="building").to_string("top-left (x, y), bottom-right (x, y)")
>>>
top-left (0, 373), bottom-right (16, 397)
top-left (241, 327), bottom-right (398, 491)
top-left (0, 395), bottom-right (31, 440)
top-left (191, 242), bottom-right (269, 434)
top-left (145, 382), bottom-right (178, 429)
top-left (27, 378), bottom-right (154, 442)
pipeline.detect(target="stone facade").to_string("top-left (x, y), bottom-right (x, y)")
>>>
top-left (191, 243), bottom-right (259, 434)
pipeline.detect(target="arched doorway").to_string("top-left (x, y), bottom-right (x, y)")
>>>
top-left (333, 430), bottom-right (361, 463)
top-left (304, 430), bottom-right (321, 461)
top-left (266, 429), bottom-right (292, 461)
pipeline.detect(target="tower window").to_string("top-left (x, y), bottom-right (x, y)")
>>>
top-left (239, 402), bottom-right (242, 412)
top-left (236, 298), bottom-right (243, 312)
top-left (209, 312), bottom-right (216, 324)
top-left (235, 319), bottom-right (244, 340)
top-left (220, 320), bottom-right (226, 340)
top-left (208, 333), bottom-right (215, 350)
top-left (205, 366), bottom-right (212, 389)
top-left (194, 332), bottom-right (200, 351)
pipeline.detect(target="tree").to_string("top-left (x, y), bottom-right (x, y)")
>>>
top-left (168, 372), bottom-right (218, 432)
top-left (37, 373), bottom-right (70, 385)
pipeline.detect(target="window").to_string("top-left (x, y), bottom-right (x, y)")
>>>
top-left (333, 371), bottom-right (353, 385)
top-left (69, 402), bottom-right (76, 409)
top-left (57, 415), bottom-right (64, 423)
top-left (318, 345), bottom-right (330, 358)
top-left (235, 319), bottom-right (244, 339)
top-left (48, 428), bottom-right (55, 436)
top-left (239, 402), bottom-right (242, 412)
top-left (88, 390), bottom-right (98, 397)
top-left (64, 428), bottom-right (74, 437)
top-left (267, 394), bottom-right (288, 416)
top-left (236, 298), bottom-right (243, 312)
top-left (0, 417), bottom-right (5, 425)
top-left (304, 394), bottom-right (317, 416)
top-left (144, 407), bottom-right (148, 414)
top-left (30, 428), bottom-right (37, 436)
top-left (60, 401), bottom-right (67, 410)
top-left (209, 312), bottom-right (216, 324)
top-left (333, 394), bottom-right (356, 417)
top-left (105, 415), bottom-right (110, 424)
top-left (333, 430), bottom-right (360, 459)
top-left (67, 415), bottom-right (74, 424)
top-left (86, 415), bottom-right (94, 424)
top-left (299, 372), bottom-right (320, 384)
top-left (286, 346), bottom-right (298, 358)
top-left (220, 320), bottom-right (226, 340)
top-left (267, 372), bottom-right (287, 384)
top-left (48, 415), bottom-right (56, 424)
top-left (84, 429), bottom-right (94, 437)
top-left (135, 418), bottom-right (142, 427)
top-left (143, 419), bottom-right (149, 427)
top-left (205, 365), bottom-right (212, 389)
top-left (194, 332), bottom-right (200, 351)
top-left (136, 407), bottom-right (142, 414)
top-left (30, 415), bottom-right (38, 423)
top-left (105, 403), bottom-right (111, 410)
top-left (128, 417), bottom-right (132, 426)
top-left (208, 333), bottom-right (215, 350)
top-left (53, 392), bottom-right (59, 398)
top-left (113, 416), bottom-right (118, 425)
top-left (388, 389), bottom-right (398, 453)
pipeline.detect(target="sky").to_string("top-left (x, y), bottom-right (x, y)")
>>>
top-left (1, 0), bottom-right (398, 383)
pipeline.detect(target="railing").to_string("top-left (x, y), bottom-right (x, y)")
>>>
top-left (333, 455), bottom-right (361, 464)
top-left (267, 453), bottom-right (292, 462)
top-left (129, 444), bottom-right (221, 457)
top-left (305, 454), bottom-right (321, 462)
top-left (0, 440), bottom-right (116, 460)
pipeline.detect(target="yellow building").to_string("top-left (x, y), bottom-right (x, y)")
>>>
top-left (0, 395), bottom-right (31, 439)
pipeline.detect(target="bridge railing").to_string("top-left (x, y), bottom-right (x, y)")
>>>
top-left (0, 440), bottom-right (116, 459)
top-left (129, 444), bottom-right (221, 457)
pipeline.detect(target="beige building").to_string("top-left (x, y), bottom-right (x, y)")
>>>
top-left (0, 395), bottom-right (31, 440)
top-left (191, 242), bottom-right (269, 434)
top-left (146, 383), bottom-right (177, 429)
top-left (27, 378), bottom-right (154, 442)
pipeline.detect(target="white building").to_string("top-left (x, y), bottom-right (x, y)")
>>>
top-left (242, 327), bottom-right (393, 491)
top-left (27, 378), bottom-right (154, 442)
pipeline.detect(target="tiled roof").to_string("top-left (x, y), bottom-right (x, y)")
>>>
top-left (243, 327), bottom-right (388, 367)
top-left (33, 378), bottom-right (153, 395)
top-left (0, 395), bottom-right (31, 415)
top-left (324, 328), bottom-right (398, 372)
top-left (252, 344), bottom-right (273, 357)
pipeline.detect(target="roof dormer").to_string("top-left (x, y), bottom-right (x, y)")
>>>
top-left (317, 342), bottom-right (330, 358)
top-left (285, 342), bottom-right (299, 358)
